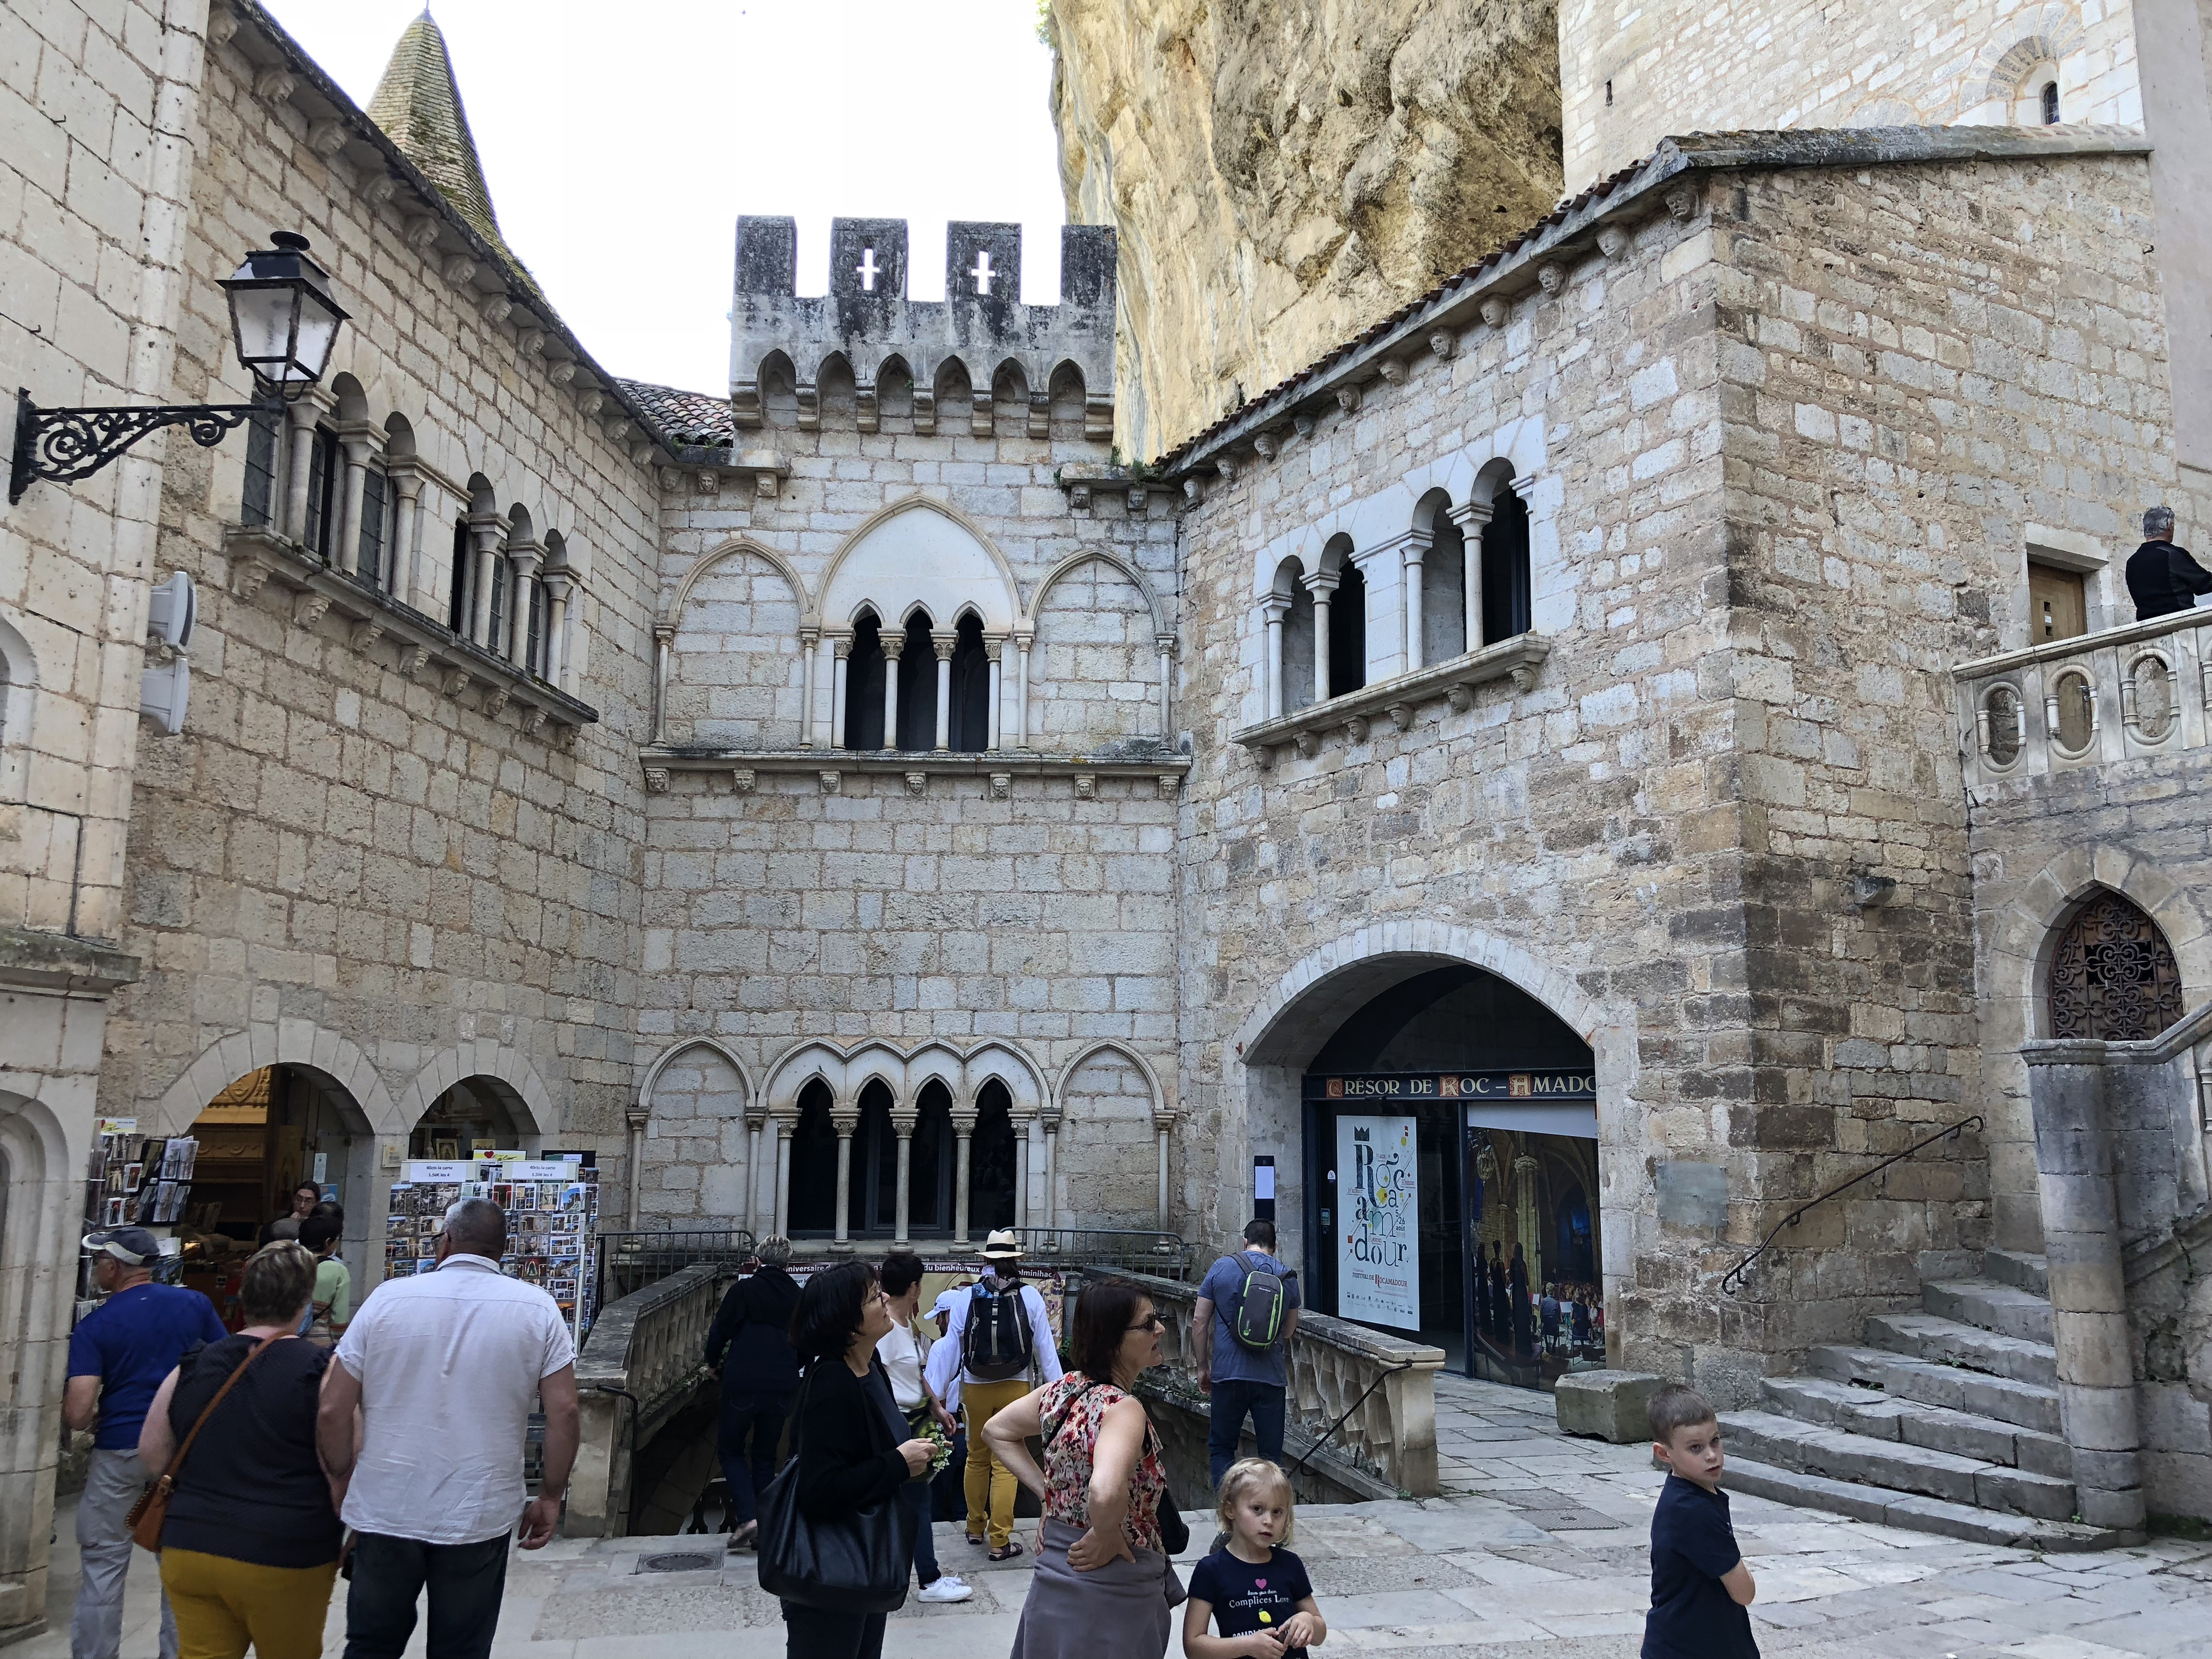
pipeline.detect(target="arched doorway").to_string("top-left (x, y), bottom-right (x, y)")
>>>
top-left (407, 1076), bottom-right (531, 1161)
top-left (1284, 963), bottom-right (1597, 1387)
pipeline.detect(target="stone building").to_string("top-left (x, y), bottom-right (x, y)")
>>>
top-left (7, 0), bottom-right (2212, 1625)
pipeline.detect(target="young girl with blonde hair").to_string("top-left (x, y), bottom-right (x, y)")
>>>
top-left (1183, 1459), bottom-right (1327, 1658)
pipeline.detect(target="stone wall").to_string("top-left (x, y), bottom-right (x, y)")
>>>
top-left (1561, 0), bottom-right (2142, 192)
top-left (1167, 138), bottom-right (2174, 1399)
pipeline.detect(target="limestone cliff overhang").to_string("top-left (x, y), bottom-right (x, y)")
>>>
top-left (0, 926), bottom-right (139, 995)
top-left (218, 2), bottom-right (705, 467)
top-left (1156, 124), bottom-right (2154, 484)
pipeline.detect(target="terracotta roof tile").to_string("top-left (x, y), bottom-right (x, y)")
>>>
top-left (615, 381), bottom-right (734, 448)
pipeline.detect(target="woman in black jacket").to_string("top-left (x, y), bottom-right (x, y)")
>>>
top-left (706, 1235), bottom-right (803, 1547)
top-left (779, 1260), bottom-right (933, 1659)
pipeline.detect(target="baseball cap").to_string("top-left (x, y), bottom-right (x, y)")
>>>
top-left (82, 1227), bottom-right (161, 1265)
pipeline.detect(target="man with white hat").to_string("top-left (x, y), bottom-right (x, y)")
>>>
top-left (924, 1229), bottom-right (1062, 1559)
top-left (65, 1227), bottom-right (226, 1659)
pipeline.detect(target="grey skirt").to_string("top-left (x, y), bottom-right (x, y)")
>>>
top-left (1008, 1518), bottom-right (1183, 1659)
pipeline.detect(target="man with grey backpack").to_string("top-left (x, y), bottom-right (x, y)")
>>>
top-left (1193, 1218), bottom-right (1302, 1486)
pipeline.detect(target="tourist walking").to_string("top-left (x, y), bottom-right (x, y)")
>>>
top-left (1192, 1218), bottom-right (1301, 1485)
top-left (301, 1214), bottom-right (350, 1346)
top-left (65, 1225), bottom-right (226, 1659)
top-left (316, 1198), bottom-right (579, 1659)
top-left (704, 1234), bottom-right (802, 1548)
top-left (776, 1260), bottom-right (935, 1659)
top-left (875, 1253), bottom-right (970, 1603)
top-left (137, 1241), bottom-right (343, 1659)
top-left (985, 1276), bottom-right (1176, 1659)
top-left (2127, 506), bottom-right (2212, 620)
top-left (923, 1228), bottom-right (1062, 1559)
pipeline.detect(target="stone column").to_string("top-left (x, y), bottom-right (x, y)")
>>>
top-left (1305, 573), bottom-right (1338, 702)
top-left (773, 1114), bottom-right (793, 1239)
top-left (1402, 533), bottom-right (1430, 672)
top-left (831, 1098), bottom-right (860, 1250)
top-left (1015, 634), bottom-right (1032, 747)
top-left (468, 511), bottom-right (505, 649)
top-left (881, 636), bottom-right (902, 749)
top-left (799, 628), bottom-right (820, 748)
top-left (545, 571), bottom-right (572, 692)
top-left (1041, 1114), bottom-right (1059, 1231)
top-left (1155, 1113), bottom-right (1174, 1231)
top-left (651, 626), bottom-right (672, 742)
top-left (830, 635), bottom-right (849, 752)
top-left (933, 637), bottom-right (954, 752)
top-left (951, 1105), bottom-right (978, 1245)
top-left (388, 464), bottom-right (424, 602)
top-left (2025, 1050), bottom-right (2149, 1532)
top-left (334, 426), bottom-right (377, 577)
top-left (985, 641), bottom-right (1003, 749)
top-left (1264, 597), bottom-right (1290, 719)
top-left (892, 1104), bottom-right (919, 1246)
top-left (507, 539), bottom-right (544, 666)
top-left (1014, 1120), bottom-right (1031, 1227)
top-left (281, 399), bottom-right (319, 542)
top-left (1450, 502), bottom-right (1492, 650)
top-left (1155, 634), bottom-right (1176, 736)
top-left (743, 1109), bottom-right (764, 1237)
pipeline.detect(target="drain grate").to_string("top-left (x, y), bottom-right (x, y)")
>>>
top-left (634, 1551), bottom-right (718, 1574)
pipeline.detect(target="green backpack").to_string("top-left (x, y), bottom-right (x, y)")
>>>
top-left (1228, 1259), bottom-right (1290, 1350)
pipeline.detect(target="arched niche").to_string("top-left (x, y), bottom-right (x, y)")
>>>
top-left (820, 499), bottom-right (1020, 636)
top-left (2046, 889), bottom-right (2187, 1041)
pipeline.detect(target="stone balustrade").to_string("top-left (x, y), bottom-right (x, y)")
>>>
top-left (566, 1262), bottom-right (727, 1536)
top-left (1953, 608), bottom-right (2212, 786)
top-left (1113, 1269), bottom-right (1445, 1497)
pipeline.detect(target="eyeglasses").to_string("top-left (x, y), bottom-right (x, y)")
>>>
top-left (1125, 1313), bottom-right (1165, 1333)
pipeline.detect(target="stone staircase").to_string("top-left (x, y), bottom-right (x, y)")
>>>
top-left (1719, 1250), bottom-right (2129, 1550)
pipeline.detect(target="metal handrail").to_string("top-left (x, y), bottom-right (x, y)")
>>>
top-left (1719, 1114), bottom-right (1984, 1295)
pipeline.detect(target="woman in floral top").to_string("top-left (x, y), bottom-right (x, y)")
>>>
top-left (984, 1278), bottom-right (1177, 1659)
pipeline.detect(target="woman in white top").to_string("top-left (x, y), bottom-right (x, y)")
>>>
top-left (877, 1253), bottom-right (971, 1604)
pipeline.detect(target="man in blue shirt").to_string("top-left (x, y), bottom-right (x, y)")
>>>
top-left (1193, 1218), bottom-right (1302, 1486)
top-left (65, 1227), bottom-right (225, 1659)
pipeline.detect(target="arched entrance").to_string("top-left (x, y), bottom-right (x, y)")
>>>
top-left (1247, 956), bottom-right (1601, 1389)
top-left (407, 1076), bottom-right (533, 1161)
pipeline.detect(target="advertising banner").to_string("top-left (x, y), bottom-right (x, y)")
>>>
top-left (1336, 1114), bottom-right (1420, 1330)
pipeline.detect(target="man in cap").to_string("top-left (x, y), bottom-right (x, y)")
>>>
top-left (924, 1229), bottom-right (1062, 1559)
top-left (65, 1227), bottom-right (226, 1659)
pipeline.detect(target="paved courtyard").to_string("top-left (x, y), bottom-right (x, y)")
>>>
top-left (28, 1378), bottom-right (2212, 1659)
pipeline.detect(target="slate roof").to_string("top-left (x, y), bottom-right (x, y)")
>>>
top-left (615, 382), bottom-right (735, 448)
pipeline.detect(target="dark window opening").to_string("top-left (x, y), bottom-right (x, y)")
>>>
top-left (1605, 79), bottom-right (1614, 107)
top-left (910, 1084), bottom-right (954, 1231)
top-left (487, 550), bottom-right (509, 654)
top-left (358, 463), bottom-right (389, 589)
top-left (849, 1079), bottom-right (899, 1235)
top-left (1328, 560), bottom-right (1367, 696)
top-left (447, 518), bottom-right (471, 633)
top-left (241, 411), bottom-right (279, 526)
top-left (301, 427), bottom-right (338, 559)
top-left (950, 613), bottom-right (990, 751)
top-left (1480, 487), bottom-right (1532, 644)
top-left (525, 576), bottom-right (546, 679)
top-left (2040, 81), bottom-right (2060, 124)
top-left (846, 613), bottom-right (888, 749)
top-left (897, 614), bottom-right (937, 751)
top-left (788, 1082), bottom-right (838, 1234)
top-left (971, 1081), bottom-right (1018, 1233)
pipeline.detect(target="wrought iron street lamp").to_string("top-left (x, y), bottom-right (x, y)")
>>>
top-left (9, 231), bottom-right (349, 505)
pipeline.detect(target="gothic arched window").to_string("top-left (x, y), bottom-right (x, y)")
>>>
top-left (2047, 890), bottom-right (2185, 1040)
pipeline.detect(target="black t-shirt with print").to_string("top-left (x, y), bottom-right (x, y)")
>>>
top-left (1190, 1545), bottom-right (1314, 1656)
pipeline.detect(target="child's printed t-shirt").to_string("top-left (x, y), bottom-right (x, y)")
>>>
top-left (1190, 1546), bottom-right (1314, 1656)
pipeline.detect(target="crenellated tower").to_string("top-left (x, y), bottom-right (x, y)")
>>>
top-left (729, 218), bottom-right (1117, 441)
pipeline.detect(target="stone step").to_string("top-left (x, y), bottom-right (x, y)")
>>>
top-left (1721, 1456), bottom-right (2126, 1552)
top-left (1758, 1375), bottom-right (2072, 1478)
top-left (1717, 1410), bottom-right (2075, 1520)
top-left (1864, 1311), bottom-right (2059, 1389)
top-left (1923, 1278), bottom-right (2053, 1344)
top-left (1808, 1344), bottom-right (2062, 1437)
top-left (1982, 1249), bottom-right (2049, 1297)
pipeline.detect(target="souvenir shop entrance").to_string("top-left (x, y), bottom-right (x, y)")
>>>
top-left (1299, 965), bottom-right (1603, 1388)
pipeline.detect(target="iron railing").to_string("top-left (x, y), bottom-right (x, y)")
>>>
top-left (1010, 1227), bottom-right (1194, 1279)
top-left (1720, 1114), bottom-right (1985, 1294)
top-left (595, 1228), bottom-right (757, 1311)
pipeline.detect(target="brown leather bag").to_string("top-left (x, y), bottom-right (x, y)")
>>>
top-left (125, 1334), bottom-right (281, 1552)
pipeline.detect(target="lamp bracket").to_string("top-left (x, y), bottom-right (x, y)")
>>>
top-left (11, 388), bottom-right (286, 505)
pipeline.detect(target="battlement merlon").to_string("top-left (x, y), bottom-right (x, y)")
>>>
top-left (729, 218), bottom-right (1116, 440)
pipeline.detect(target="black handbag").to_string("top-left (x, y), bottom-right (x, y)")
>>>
top-left (755, 1363), bottom-right (917, 1613)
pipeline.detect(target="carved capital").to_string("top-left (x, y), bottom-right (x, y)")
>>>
top-left (643, 766), bottom-right (670, 794)
top-left (891, 1110), bottom-right (920, 1137)
top-left (933, 638), bottom-right (956, 663)
top-left (831, 1105), bottom-right (862, 1136)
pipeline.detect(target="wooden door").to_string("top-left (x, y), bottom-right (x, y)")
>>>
top-left (2029, 562), bottom-right (2088, 641)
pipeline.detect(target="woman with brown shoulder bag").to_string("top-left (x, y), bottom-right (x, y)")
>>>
top-left (135, 1241), bottom-right (346, 1659)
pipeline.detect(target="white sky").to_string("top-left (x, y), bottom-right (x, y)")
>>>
top-left (260, 1), bottom-right (1070, 394)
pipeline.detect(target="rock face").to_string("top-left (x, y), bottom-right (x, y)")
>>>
top-left (1047, 0), bottom-right (1563, 457)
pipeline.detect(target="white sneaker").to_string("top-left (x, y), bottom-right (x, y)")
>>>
top-left (918, 1575), bottom-right (974, 1603)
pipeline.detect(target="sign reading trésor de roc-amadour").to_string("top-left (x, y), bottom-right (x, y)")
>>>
top-left (1305, 1071), bottom-right (1598, 1102)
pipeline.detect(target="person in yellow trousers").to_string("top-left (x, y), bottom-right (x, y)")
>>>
top-left (925, 1229), bottom-right (1064, 1559)
top-left (138, 1242), bottom-right (344, 1659)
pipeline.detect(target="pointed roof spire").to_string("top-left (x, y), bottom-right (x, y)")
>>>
top-left (367, 11), bottom-right (524, 276)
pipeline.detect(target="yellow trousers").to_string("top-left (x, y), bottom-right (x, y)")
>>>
top-left (961, 1378), bottom-right (1032, 1549)
top-left (158, 1546), bottom-right (338, 1659)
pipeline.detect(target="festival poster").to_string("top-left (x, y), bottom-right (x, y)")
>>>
top-left (1337, 1114), bottom-right (1420, 1331)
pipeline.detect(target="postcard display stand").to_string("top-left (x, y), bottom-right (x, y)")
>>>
top-left (387, 1155), bottom-right (599, 1337)
top-left (78, 1119), bottom-right (195, 1313)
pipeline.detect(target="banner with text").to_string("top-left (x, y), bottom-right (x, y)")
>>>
top-left (1336, 1114), bottom-right (1420, 1331)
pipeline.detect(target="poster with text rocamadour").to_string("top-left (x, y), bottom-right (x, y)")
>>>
top-left (1337, 1114), bottom-right (1420, 1330)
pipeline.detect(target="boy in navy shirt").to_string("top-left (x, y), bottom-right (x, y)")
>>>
top-left (1643, 1385), bottom-right (1759, 1659)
